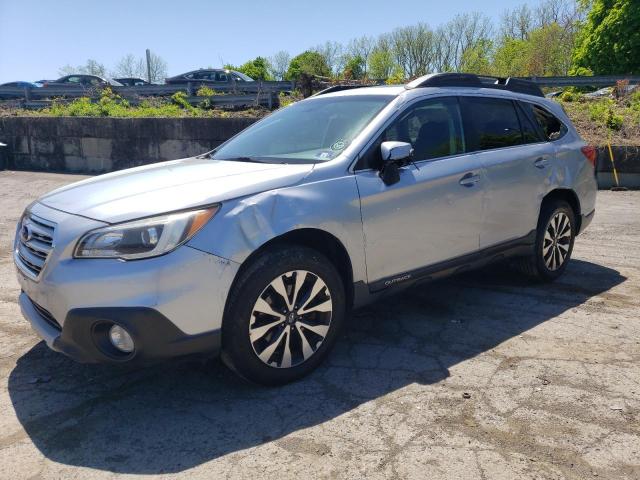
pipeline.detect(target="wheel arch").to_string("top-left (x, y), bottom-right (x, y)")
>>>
top-left (541, 188), bottom-right (582, 232)
top-left (226, 228), bottom-right (355, 313)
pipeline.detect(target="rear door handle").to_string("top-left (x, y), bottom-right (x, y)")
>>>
top-left (459, 172), bottom-right (480, 187)
top-left (534, 156), bottom-right (550, 169)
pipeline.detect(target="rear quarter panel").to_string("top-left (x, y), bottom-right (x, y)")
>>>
top-left (545, 100), bottom-right (597, 218)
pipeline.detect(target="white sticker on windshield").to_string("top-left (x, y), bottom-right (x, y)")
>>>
top-left (315, 151), bottom-right (333, 160)
top-left (331, 140), bottom-right (346, 151)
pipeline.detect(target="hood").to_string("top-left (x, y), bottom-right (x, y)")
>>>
top-left (39, 158), bottom-right (314, 223)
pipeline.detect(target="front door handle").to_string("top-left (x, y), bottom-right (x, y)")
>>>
top-left (534, 156), bottom-right (550, 169)
top-left (459, 172), bottom-right (480, 187)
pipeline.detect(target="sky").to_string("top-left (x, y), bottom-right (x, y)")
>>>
top-left (0, 0), bottom-right (517, 83)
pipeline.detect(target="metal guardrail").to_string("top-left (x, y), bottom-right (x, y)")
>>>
top-left (517, 75), bottom-right (640, 87)
top-left (0, 80), bottom-right (294, 103)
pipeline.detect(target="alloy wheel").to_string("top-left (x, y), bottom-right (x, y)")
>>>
top-left (543, 211), bottom-right (572, 271)
top-left (249, 270), bottom-right (333, 368)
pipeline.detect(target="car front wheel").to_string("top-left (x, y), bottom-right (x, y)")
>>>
top-left (221, 246), bottom-right (345, 385)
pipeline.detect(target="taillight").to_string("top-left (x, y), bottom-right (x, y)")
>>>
top-left (581, 146), bottom-right (597, 169)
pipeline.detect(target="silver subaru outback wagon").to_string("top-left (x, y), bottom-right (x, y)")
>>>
top-left (14, 73), bottom-right (597, 385)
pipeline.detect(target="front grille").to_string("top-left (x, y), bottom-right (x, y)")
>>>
top-left (15, 212), bottom-right (56, 280)
top-left (30, 298), bottom-right (61, 331)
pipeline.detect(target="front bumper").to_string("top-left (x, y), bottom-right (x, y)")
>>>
top-left (15, 202), bottom-right (240, 364)
top-left (20, 293), bottom-right (221, 364)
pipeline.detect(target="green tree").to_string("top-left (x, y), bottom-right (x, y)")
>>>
top-left (459, 39), bottom-right (494, 75)
top-left (233, 56), bottom-right (273, 80)
top-left (343, 55), bottom-right (365, 79)
top-left (368, 49), bottom-right (396, 79)
top-left (492, 38), bottom-right (530, 77)
top-left (573, 0), bottom-right (640, 74)
top-left (527, 23), bottom-right (574, 76)
top-left (284, 50), bottom-right (332, 80)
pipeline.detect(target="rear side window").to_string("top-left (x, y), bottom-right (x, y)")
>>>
top-left (459, 97), bottom-right (523, 151)
top-left (527, 103), bottom-right (567, 141)
top-left (516, 102), bottom-right (544, 144)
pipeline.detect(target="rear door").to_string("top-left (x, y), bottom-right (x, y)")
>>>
top-left (458, 96), bottom-right (553, 248)
top-left (355, 96), bottom-right (485, 288)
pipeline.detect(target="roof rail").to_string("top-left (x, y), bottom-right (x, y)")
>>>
top-left (406, 73), bottom-right (544, 97)
top-left (313, 85), bottom-right (368, 96)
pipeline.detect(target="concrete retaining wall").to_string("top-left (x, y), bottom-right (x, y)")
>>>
top-left (1, 117), bottom-right (639, 189)
top-left (0, 117), bottom-right (258, 173)
top-left (596, 146), bottom-right (640, 189)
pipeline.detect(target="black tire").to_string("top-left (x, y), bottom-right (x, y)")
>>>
top-left (221, 245), bottom-right (346, 386)
top-left (515, 200), bottom-right (576, 282)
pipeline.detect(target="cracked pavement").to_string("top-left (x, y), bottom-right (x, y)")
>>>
top-left (0, 170), bottom-right (638, 479)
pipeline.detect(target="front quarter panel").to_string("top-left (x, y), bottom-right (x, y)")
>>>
top-left (187, 174), bottom-right (367, 284)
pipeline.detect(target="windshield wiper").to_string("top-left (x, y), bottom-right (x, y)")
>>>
top-left (212, 156), bottom-right (264, 163)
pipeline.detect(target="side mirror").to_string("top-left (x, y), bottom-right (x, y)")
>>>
top-left (381, 141), bottom-right (413, 164)
top-left (379, 141), bottom-right (413, 186)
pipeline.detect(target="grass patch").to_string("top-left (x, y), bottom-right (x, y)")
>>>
top-left (560, 91), bottom-right (640, 145)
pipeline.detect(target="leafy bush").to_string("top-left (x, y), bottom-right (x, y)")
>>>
top-left (385, 67), bottom-right (405, 85)
top-left (606, 109), bottom-right (624, 130)
top-left (196, 86), bottom-right (216, 97)
top-left (170, 91), bottom-right (194, 112)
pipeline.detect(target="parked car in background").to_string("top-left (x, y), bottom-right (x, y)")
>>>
top-left (115, 77), bottom-right (150, 87)
top-left (14, 73), bottom-right (597, 385)
top-left (34, 80), bottom-right (53, 87)
top-left (584, 87), bottom-right (613, 99)
top-left (0, 81), bottom-right (39, 99)
top-left (43, 75), bottom-right (123, 89)
top-left (165, 68), bottom-right (254, 85)
top-left (0, 81), bottom-right (38, 89)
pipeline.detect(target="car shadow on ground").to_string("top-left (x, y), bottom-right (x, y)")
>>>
top-left (8, 259), bottom-right (625, 474)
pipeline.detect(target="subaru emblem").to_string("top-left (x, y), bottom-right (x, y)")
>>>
top-left (21, 223), bottom-right (32, 242)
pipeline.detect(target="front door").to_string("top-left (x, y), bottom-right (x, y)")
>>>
top-left (355, 96), bottom-right (485, 290)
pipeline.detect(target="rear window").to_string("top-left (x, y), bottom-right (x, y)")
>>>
top-left (459, 97), bottom-right (523, 152)
top-left (526, 103), bottom-right (567, 141)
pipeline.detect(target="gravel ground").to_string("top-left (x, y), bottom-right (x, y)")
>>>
top-left (0, 170), bottom-right (638, 480)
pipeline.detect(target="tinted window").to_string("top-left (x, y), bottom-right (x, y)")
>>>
top-left (459, 97), bottom-right (523, 151)
top-left (516, 102), bottom-right (544, 143)
top-left (216, 72), bottom-right (228, 82)
top-left (528, 103), bottom-right (567, 141)
top-left (358, 97), bottom-right (464, 169)
top-left (193, 71), bottom-right (212, 80)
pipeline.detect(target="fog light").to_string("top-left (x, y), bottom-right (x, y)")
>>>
top-left (108, 325), bottom-right (134, 353)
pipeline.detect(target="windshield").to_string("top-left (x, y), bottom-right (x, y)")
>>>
top-left (233, 71), bottom-right (254, 82)
top-left (211, 95), bottom-right (393, 164)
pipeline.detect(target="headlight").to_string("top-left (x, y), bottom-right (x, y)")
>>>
top-left (74, 205), bottom-right (219, 260)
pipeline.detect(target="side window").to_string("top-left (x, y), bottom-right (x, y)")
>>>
top-left (528, 103), bottom-right (567, 141)
top-left (516, 102), bottom-right (544, 144)
top-left (216, 72), bottom-right (228, 82)
top-left (459, 97), bottom-right (523, 151)
top-left (357, 97), bottom-right (464, 170)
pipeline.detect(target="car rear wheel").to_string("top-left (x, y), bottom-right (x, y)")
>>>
top-left (515, 200), bottom-right (576, 282)
top-left (221, 245), bottom-right (345, 385)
